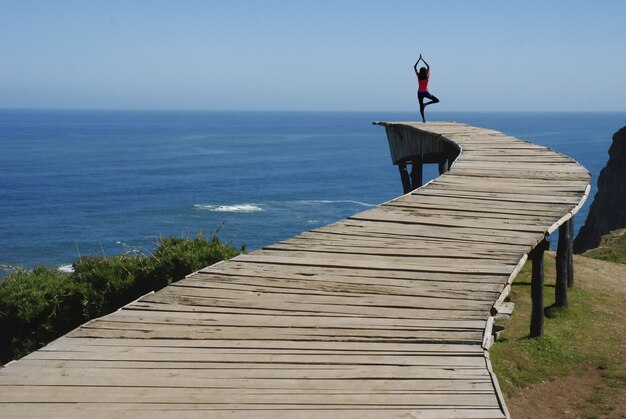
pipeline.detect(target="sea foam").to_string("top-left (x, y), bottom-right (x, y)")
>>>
top-left (58, 264), bottom-right (75, 273)
top-left (195, 204), bottom-right (264, 213)
top-left (295, 199), bottom-right (375, 207)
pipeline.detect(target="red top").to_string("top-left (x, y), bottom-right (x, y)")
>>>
top-left (418, 77), bottom-right (429, 92)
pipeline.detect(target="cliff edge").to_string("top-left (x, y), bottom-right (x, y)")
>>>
top-left (574, 125), bottom-right (626, 253)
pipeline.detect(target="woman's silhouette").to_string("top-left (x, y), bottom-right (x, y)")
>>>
top-left (414, 54), bottom-right (439, 122)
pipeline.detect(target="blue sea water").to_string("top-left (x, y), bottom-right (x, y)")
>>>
top-left (1, 110), bottom-right (624, 275)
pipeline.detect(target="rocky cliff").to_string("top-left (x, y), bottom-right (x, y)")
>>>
top-left (574, 125), bottom-right (626, 253)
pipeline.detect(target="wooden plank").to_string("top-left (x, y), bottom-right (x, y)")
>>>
top-left (124, 301), bottom-right (490, 322)
top-left (139, 284), bottom-right (494, 313)
top-left (109, 294), bottom-right (493, 321)
top-left (448, 168), bottom-right (589, 181)
top-left (451, 161), bottom-right (588, 172)
top-left (104, 309), bottom-right (488, 330)
top-left (391, 193), bottom-right (574, 215)
top-left (0, 371), bottom-right (496, 392)
top-left (460, 154), bottom-right (569, 160)
top-left (23, 349), bottom-right (488, 368)
top-left (350, 207), bottom-right (548, 233)
top-left (317, 221), bottom-right (540, 247)
top-left (209, 260), bottom-right (513, 284)
top-left (232, 252), bottom-right (515, 276)
top-left (188, 269), bottom-right (506, 292)
top-left (323, 219), bottom-right (541, 242)
top-left (294, 230), bottom-right (532, 253)
top-left (41, 337), bottom-right (485, 354)
top-left (245, 249), bottom-right (517, 271)
top-left (0, 385), bottom-right (501, 406)
top-left (188, 269), bottom-right (506, 294)
top-left (171, 273), bottom-right (500, 301)
top-left (265, 241), bottom-right (522, 261)
top-left (5, 361), bottom-right (492, 379)
top-left (412, 188), bottom-right (583, 206)
top-left (186, 269), bottom-right (509, 292)
top-left (0, 406), bottom-right (506, 419)
top-left (427, 180), bottom-right (587, 196)
top-left (172, 276), bottom-right (501, 302)
top-left (437, 174), bottom-right (588, 186)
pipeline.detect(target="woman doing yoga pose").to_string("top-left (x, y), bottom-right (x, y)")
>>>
top-left (414, 54), bottom-right (439, 122)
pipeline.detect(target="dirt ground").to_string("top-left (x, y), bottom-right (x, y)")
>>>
top-left (506, 367), bottom-right (608, 418)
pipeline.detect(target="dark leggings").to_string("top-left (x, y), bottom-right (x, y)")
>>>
top-left (418, 91), bottom-right (439, 122)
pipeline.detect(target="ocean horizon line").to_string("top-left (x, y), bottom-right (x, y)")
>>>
top-left (1, 107), bottom-right (625, 114)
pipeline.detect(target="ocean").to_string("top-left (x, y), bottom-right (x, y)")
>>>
top-left (1, 110), bottom-right (624, 276)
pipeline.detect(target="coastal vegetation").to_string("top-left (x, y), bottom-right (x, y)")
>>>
top-left (491, 229), bottom-right (626, 418)
top-left (0, 233), bottom-right (241, 363)
top-left (582, 228), bottom-right (626, 265)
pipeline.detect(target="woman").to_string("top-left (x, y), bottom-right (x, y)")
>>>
top-left (414, 54), bottom-right (440, 122)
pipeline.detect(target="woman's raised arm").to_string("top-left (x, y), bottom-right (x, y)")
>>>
top-left (414, 54), bottom-right (423, 75)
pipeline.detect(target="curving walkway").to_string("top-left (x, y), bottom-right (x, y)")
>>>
top-left (0, 122), bottom-right (590, 418)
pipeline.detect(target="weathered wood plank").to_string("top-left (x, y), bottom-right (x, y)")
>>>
top-left (266, 240), bottom-right (522, 261)
top-left (0, 370), bottom-right (496, 392)
top-left (23, 349), bottom-right (488, 368)
top-left (0, 386), bottom-right (501, 406)
top-left (246, 249), bottom-right (517, 271)
top-left (412, 188), bottom-right (583, 205)
top-left (188, 270), bottom-right (506, 294)
top-left (114, 294), bottom-right (493, 320)
top-left (5, 361), bottom-right (492, 378)
top-left (103, 309), bottom-right (489, 330)
top-left (296, 230), bottom-right (532, 252)
top-left (349, 207), bottom-right (549, 233)
top-left (391, 193), bottom-right (574, 215)
top-left (0, 406), bottom-right (507, 419)
top-left (209, 260), bottom-right (514, 284)
top-left (318, 221), bottom-right (540, 247)
top-left (428, 180), bottom-right (587, 196)
top-left (172, 276), bottom-right (502, 302)
top-left (140, 285), bottom-right (494, 313)
top-left (233, 252), bottom-right (515, 275)
top-left (41, 337), bottom-right (485, 354)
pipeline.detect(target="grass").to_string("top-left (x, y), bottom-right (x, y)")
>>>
top-left (490, 245), bottom-right (626, 418)
top-left (0, 232), bottom-right (241, 363)
top-left (583, 229), bottom-right (626, 265)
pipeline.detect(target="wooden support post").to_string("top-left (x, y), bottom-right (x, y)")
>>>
top-left (438, 158), bottom-right (447, 175)
top-left (555, 223), bottom-right (569, 307)
top-left (530, 239), bottom-right (550, 338)
top-left (398, 161), bottom-right (411, 194)
top-left (410, 155), bottom-right (423, 190)
top-left (567, 218), bottom-right (575, 288)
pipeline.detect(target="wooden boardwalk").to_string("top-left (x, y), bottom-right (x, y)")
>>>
top-left (0, 122), bottom-right (590, 418)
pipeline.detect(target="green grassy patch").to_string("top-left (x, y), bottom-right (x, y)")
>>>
top-left (0, 232), bottom-right (241, 363)
top-left (490, 254), bottom-right (626, 417)
top-left (583, 228), bottom-right (626, 265)
top-left (491, 279), bottom-right (599, 393)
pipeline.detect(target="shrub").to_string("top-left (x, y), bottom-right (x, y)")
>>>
top-left (0, 232), bottom-right (240, 363)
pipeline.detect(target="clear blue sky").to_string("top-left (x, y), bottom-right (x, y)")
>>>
top-left (1, 0), bottom-right (625, 111)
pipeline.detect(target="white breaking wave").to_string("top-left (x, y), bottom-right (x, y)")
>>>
top-left (194, 200), bottom-right (374, 214)
top-left (195, 204), bottom-right (264, 213)
top-left (58, 264), bottom-right (75, 273)
top-left (294, 200), bottom-right (375, 207)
